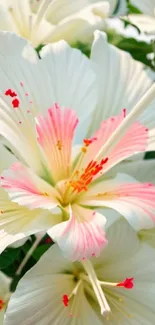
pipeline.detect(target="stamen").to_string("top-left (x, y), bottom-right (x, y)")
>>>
top-left (81, 260), bottom-right (110, 316)
top-left (83, 137), bottom-right (97, 147)
top-left (62, 280), bottom-right (82, 308)
top-left (117, 278), bottom-right (134, 289)
top-left (70, 158), bottom-right (108, 193)
top-left (99, 277), bottom-right (134, 290)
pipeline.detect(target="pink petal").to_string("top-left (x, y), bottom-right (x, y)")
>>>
top-left (1, 163), bottom-right (59, 210)
top-left (36, 104), bottom-right (79, 183)
top-left (48, 205), bottom-right (107, 261)
top-left (78, 110), bottom-right (148, 180)
top-left (80, 175), bottom-right (155, 230)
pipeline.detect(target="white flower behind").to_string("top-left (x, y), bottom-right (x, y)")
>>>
top-left (0, 0), bottom-right (111, 47)
top-left (4, 219), bottom-right (155, 324)
top-left (127, 0), bottom-right (155, 35)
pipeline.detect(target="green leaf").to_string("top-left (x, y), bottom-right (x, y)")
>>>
top-left (127, 1), bottom-right (142, 14)
top-left (32, 244), bottom-right (51, 261)
top-left (107, 30), bottom-right (154, 69)
top-left (120, 17), bottom-right (141, 33)
top-left (0, 248), bottom-right (21, 270)
top-left (145, 152), bottom-right (155, 160)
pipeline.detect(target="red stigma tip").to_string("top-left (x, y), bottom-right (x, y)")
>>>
top-left (12, 98), bottom-right (20, 108)
top-left (63, 295), bottom-right (69, 307)
top-left (117, 277), bottom-right (134, 289)
top-left (5, 89), bottom-right (17, 97)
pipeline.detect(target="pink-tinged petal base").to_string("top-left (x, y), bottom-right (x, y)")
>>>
top-left (1, 163), bottom-right (59, 210)
top-left (48, 205), bottom-right (107, 261)
top-left (80, 174), bottom-right (155, 230)
top-left (75, 110), bottom-right (149, 184)
top-left (36, 104), bottom-right (79, 183)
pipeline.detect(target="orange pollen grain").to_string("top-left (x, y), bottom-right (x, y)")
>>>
top-left (70, 158), bottom-right (108, 193)
top-left (57, 140), bottom-right (62, 150)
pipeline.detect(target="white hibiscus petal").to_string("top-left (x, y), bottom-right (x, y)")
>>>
top-left (89, 30), bottom-right (154, 137)
top-left (110, 159), bottom-right (155, 183)
top-left (1, 163), bottom-right (59, 210)
top-left (48, 205), bottom-right (107, 261)
top-left (80, 173), bottom-right (155, 230)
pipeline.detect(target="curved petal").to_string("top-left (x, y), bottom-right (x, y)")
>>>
top-left (5, 272), bottom-right (75, 325)
top-left (80, 173), bottom-right (155, 230)
top-left (44, 2), bottom-right (109, 45)
top-left (128, 14), bottom-right (155, 34)
top-left (1, 163), bottom-right (59, 210)
top-left (45, 0), bottom-right (91, 23)
top-left (94, 219), bottom-right (155, 324)
top-left (40, 39), bottom-right (97, 142)
top-left (77, 110), bottom-right (149, 182)
top-left (0, 32), bottom-right (97, 167)
top-left (0, 186), bottom-right (62, 253)
top-left (36, 104), bottom-right (78, 182)
top-left (48, 205), bottom-right (107, 261)
top-left (5, 255), bottom-right (102, 325)
top-left (89, 31), bottom-right (154, 138)
top-left (110, 159), bottom-right (155, 183)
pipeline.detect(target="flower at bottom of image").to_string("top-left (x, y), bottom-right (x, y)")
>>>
top-left (4, 219), bottom-right (155, 325)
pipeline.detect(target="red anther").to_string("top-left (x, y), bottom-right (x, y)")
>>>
top-left (83, 137), bottom-right (97, 147)
top-left (123, 108), bottom-right (127, 117)
top-left (12, 98), bottom-right (20, 108)
top-left (83, 138), bottom-right (92, 146)
top-left (62, 295), bottom-right (69, 307)
top-left (117, 277), bottom-right (134, 289)
top-left (5, 89), bottom-right (17, 97)
top-left (101, 157), bottom-right (108, 164)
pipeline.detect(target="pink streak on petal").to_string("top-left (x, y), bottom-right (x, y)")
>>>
top-left (80, 110), bottom-right (148, 178)
top-left (82, 179), bottom-right (155, 229)
top-left (48, 205), bottom-right (107, 261)
top-left (1, 163), bottom-right (58, 210)
top-left (36, 104), bottom-right (79, 182)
